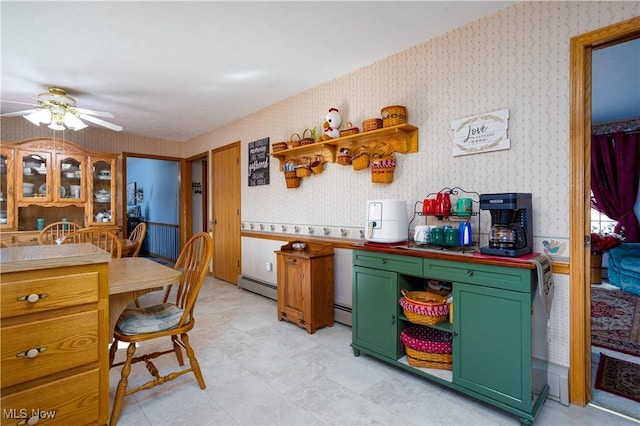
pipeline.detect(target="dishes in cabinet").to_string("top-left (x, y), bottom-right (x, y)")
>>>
top-left (23, 182), bottom-right (34, 197)
top-left (94, 189), bottom-right (111, 202)
top-left (60, 186), bottom-right (66, 198)
top-left (97, 170), bottom-right (111, 180)
top-left (69, 184), bottom-right (81, 198)
top-left (38, 183), bottom-right (47, 195)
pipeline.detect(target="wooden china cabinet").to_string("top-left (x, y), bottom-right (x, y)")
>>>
top-left (0, 138), bottom-right (119, 243)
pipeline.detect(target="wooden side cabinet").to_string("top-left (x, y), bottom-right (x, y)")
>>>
top-left (275, 241), bottom-right (334, 334)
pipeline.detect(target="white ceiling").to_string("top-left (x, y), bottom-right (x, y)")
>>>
top-left (1, 1), bottom-right (518, 141)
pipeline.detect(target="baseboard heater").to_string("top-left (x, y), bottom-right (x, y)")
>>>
top-left (236, 274), bottom-right (352, 326)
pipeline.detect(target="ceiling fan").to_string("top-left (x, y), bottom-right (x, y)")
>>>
top-left (1, 87), bottom-right (122, 132)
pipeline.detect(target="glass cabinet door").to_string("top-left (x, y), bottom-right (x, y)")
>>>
top-left (56, 154), bottom-right (85, 203)
top-left (88, 158), bottom-right (116, 225)
top-left (0, 147), bottom-right (14, 229)
top-left (18, 151), bottom-right (52, 202)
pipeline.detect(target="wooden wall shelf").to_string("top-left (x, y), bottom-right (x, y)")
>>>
top-left (269, 124), bottom-right (418, 170)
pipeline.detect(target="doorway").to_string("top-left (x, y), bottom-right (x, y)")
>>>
top-left (569, 16), bottom-right (640, 407)
top-left (122, 153), bottom-right (182, 261)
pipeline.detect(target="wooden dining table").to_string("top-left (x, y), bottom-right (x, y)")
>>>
top-left (108, 257), bottom-right (181, 333)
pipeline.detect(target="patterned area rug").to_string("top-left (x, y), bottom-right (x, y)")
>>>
top-left (594, 353), bottom-right (640, 403)
top-left (591, 287), bottom-right (640, 356)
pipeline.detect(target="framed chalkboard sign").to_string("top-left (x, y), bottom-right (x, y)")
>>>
top-left (248, 137), bottom-right (270, 186)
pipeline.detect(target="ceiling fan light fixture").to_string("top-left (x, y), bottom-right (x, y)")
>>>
top-left (39, 108), bottom-right (52, 124)
top-left (48, 121), bottom-right (66, 131)
top-left (23, 110), bottom-right (43, 126)
top-left (63, 112), bottom-right (88, 130)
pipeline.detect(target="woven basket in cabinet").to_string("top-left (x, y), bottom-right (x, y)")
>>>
top-left (400, 326), bottom-right (452, 370)
top-left (381, 105), bottom-right (407, 127)
top-left (399, 291), bottom-right (449, 325)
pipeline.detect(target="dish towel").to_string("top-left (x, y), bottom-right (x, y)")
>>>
top-left (529, 253), bottom-right (554, 318)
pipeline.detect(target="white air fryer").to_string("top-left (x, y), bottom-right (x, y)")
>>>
top-left (365, 199), bottom-right (408, 243)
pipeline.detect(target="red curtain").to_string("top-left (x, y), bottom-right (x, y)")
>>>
top-left (591, 131), bottom-right (640, 242)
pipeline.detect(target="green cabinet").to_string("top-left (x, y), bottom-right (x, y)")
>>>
top-left (351, 250), bottom-right (548, 425)
top-left (351, 266), bottom-right (402, 359)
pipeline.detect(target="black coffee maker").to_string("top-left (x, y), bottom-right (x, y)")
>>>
top-left (480, 193), bottom-right (533, 257)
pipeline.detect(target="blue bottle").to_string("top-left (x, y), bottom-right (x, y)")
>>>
top-left (459, 222), bottom-right (473, 245)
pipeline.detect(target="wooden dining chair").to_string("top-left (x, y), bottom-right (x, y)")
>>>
top-left (62, 227), bottom-right (122, 258)
top-left (127, 222), bottom-right (147, 257)
top-left (37, 221), bottom-right (82, 243)
top-left (108, 232), bottom-right (213, 426)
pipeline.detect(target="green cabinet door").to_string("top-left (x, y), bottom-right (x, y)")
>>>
top-left (453, 281), bottom-right (533, 412)
top-left (352, 265), bottom-right (402, 360)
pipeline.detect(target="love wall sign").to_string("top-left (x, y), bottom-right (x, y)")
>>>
top-left (451, 109), bottom-right (510, 156)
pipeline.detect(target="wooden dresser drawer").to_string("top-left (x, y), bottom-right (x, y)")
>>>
top-left (1, 271), bottom-right (99, 319)
top-left (1, 368), bottom-right (99, 426)
top-left (1, 311), bottom-right (99, 388)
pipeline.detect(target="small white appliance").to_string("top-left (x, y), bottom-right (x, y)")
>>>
top-left (365, 199), bottom-right (408, 243)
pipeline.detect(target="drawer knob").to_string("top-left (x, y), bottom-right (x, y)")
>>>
top-left (17, 293), bottom-right (49, 303)
top-left (17, 346), bottom-right (48, 359)
top-left (466, 270), bottom-right (474, 276)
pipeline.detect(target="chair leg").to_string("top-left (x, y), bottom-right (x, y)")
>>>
top-left (172, 335), bottom-right (184, 366)
top-left (181, 332), bottom-right (206, 389)
top-left (134, 298), bottom-right (141, 308)
top-left (109, 337), bottom-right (119, 368)
top-left (110, 342), bottom-right (136, 426)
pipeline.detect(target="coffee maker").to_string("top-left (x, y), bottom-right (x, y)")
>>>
top-left (480, 193), bottom-right (533, 257)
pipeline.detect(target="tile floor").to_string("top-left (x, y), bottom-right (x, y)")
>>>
top-left (110, 277), bottom-right (639, 425)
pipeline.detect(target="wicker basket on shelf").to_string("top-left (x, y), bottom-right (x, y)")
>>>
top-left (288, 133), bottom-right (301, 149)
top-left (300, 129), bottom-right (315, 145)
top-left (272, 141), bottom-right (288, 152)
top-left (369, 143), bottom-right (396, 183)
top-left (296, 165), bottom-right (312, 178)
top-left (310, 155), bottom-right (325, 175)
top-left (400, 325), bottom-right (452, 369)
top-left (362, 118), bottom-right (383, 132)
top-left (284, 171), bottom-right (300, 189)
top-left (399, 289), bottom-right (449, 325)
top-left (336, 147), bottom-right (352, 166)
top-left (381, 105), bottom-right (407, 127)
top-left (351, 146), bottom-right (370, 171)
top-left (340, 122), bottom-right (360, 137)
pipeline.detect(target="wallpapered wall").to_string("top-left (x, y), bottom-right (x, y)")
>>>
top-left (183, 2), bottom-right (638, 367)
top-left (185, 1), bottom-right (637, 262)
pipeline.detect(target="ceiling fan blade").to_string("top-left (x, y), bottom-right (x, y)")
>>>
top-left (1, 99), bottom-right (39, 107)
top-left (74, 107), bottom-right (114, 118)
top-left (79, 113), bottom-right (123, 131)
top-left (0, 109), bottom-right (37, 117)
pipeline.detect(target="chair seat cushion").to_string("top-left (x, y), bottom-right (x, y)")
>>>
top-left (117, 303), bottom-right (187, 335)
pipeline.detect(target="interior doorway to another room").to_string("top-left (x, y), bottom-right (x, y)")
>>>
top-left (569, 16), bottom-right (640, 409)
top-left (123, 154), bottom-right (182, 262)
top-left (186, 153), bottom-right (208, 236)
